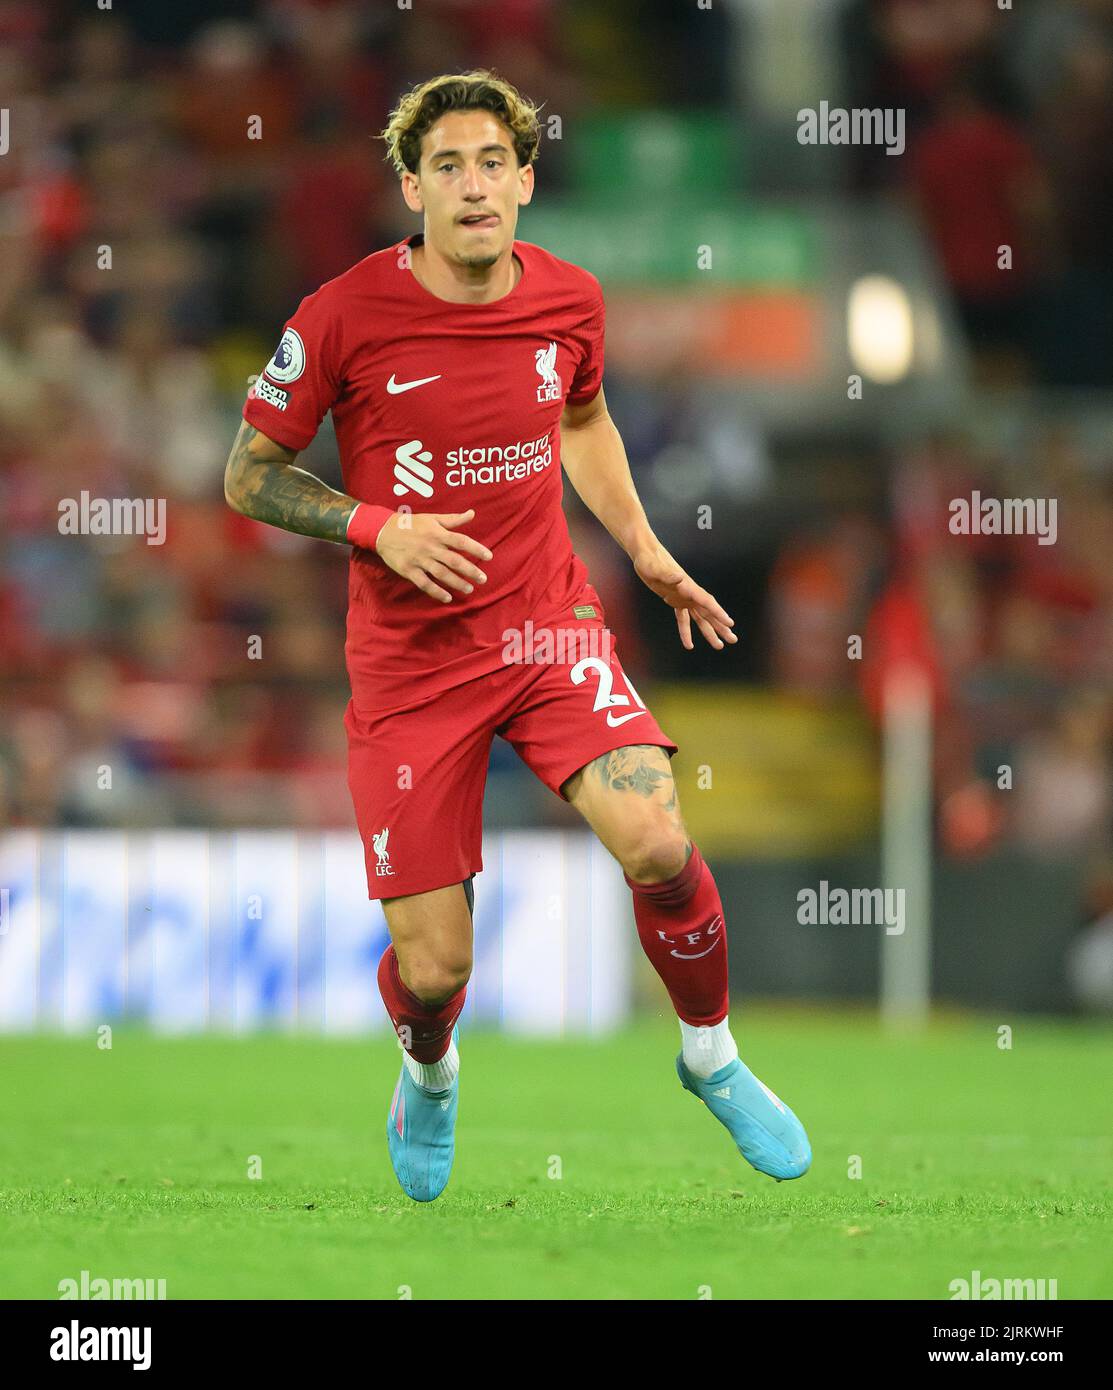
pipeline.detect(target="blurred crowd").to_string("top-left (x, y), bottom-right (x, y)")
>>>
top-left (768, 426), bottom-right (1113, 869)
top-left (842, 0), bottom-right (1113, 386)
top-left (0, 0), bottom-right (1110, 876)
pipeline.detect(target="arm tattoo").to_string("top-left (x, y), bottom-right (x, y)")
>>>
top-left (224, 421), bottom-right (357, 544)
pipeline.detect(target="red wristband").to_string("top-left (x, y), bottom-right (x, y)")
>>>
top-left (346, 503), bottom-right (395, 553)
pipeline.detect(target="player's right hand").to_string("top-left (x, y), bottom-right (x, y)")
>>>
top-left (375, 509), bottom-right (492, 603)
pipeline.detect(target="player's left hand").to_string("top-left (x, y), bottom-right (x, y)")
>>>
top-left (633, 544), bottom-right (737, 651)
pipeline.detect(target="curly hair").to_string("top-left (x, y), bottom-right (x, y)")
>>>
top-left (380, 70), bottom-right (542, 178)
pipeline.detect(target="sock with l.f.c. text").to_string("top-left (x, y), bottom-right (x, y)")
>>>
top-left (624, 843), bottom-right (739, 1079)
top-left (376, 944), bottom-right (463, 1091)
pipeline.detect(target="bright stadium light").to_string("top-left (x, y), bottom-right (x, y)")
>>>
top-left (847, 275), bottom-right (915, 383)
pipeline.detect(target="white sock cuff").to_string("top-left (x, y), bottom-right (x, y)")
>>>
top-left (679, 1017), bottom-right (738, 1079)
top-left (404, 1038), bottom-right (459, 1093)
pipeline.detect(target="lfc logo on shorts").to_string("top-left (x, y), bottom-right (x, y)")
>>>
top-left (535, 341), bottom-right (561, 403)
top-left (373, 827), bottom-right (395, 876)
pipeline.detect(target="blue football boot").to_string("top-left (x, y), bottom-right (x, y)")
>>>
top-left (387, 1028), bottom-right (459, 1202)
top-left (677, 1053), bottom-right (811, 1181)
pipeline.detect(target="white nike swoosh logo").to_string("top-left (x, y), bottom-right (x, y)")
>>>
top-left (386, 374), bottom-right (442, 394)
top-left (605, 709), bottom-right (648, 728)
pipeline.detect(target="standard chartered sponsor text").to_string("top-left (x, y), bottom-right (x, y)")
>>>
top-left (446, 431), bottom-right (553, 486)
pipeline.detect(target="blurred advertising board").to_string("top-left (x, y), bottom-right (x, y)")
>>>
top-left (0, 831), bottom-right (631, 1035)
top-left (566, 113), bottom-right (743, 201)
top-left (523, 203), bottom-right (819, 287)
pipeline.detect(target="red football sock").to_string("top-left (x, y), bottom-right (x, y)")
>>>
top-left (376, 945), bottom-right (465, 1063)
top-left (625, 844), bottom-right (729, 1027)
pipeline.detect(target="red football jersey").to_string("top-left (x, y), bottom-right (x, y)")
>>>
top-left (242, 233), bottom-right (607, 710)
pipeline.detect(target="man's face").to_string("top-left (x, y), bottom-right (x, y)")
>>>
top-left (402, 109), bottom-right (534, 268)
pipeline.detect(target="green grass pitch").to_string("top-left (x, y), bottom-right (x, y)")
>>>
top-left (1, 1009), bottom-right (1110, 1300)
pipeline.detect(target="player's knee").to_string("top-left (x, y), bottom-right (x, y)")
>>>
top-left (403, 954), bottom-right (472, 1005)
top-left (621, 823), bottom-right (690, 885)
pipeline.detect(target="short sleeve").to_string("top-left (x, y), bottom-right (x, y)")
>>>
top-left (566, 278), bottom-right (606, 407)
top-left (242, 288), bottom-right (343, 452)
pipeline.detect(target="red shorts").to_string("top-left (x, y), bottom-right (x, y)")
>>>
top-left (345, 630), bottom-right (676, 899)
